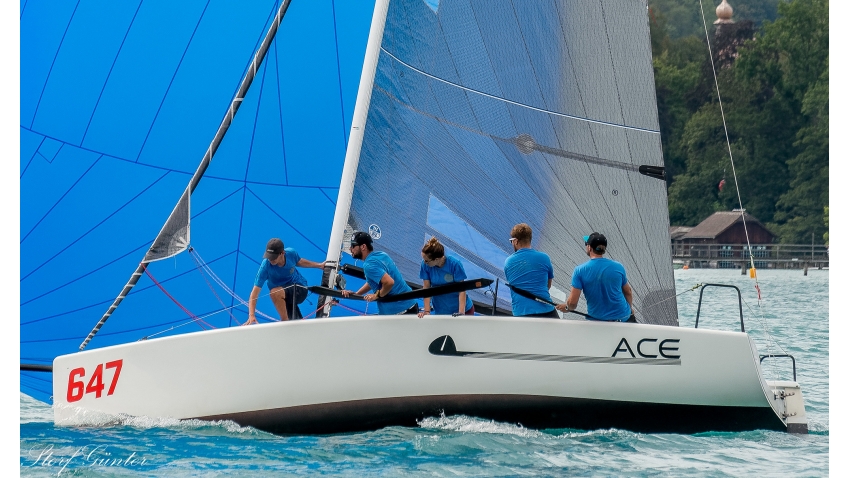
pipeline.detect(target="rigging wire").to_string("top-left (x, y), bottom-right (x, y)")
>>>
top-left (697, 1), bottom-right (789, 377)
top-left (144, 269), bottom-right (214, 330)
top-left (139, 248), bottom-right (318, 341)
top-left (189, 249), bottom-right (242, 326)
top-left (646, 283), bottom-right (705, 309)
top-left (189, 248), bottom-right (277, 322)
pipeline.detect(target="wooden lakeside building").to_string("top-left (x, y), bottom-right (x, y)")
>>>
top-left (670, 210), bottom-right (829, 269)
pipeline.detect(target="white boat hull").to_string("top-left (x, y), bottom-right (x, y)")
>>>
top-left (53, 315), bottom-right (806, 434)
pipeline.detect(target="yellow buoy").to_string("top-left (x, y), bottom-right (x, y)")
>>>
top-left (749, 267), bottom-right (756, 278)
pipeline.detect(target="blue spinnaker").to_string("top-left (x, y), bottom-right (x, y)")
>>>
top-left (21, 0), bottom-right (375, 403)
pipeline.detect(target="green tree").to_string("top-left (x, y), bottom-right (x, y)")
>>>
top-left (736, 0), bottom-right (829, 243)
top-left (659, 0), bottom-right (828, 241)
top-left (823, 206), bottom-right (829, 246)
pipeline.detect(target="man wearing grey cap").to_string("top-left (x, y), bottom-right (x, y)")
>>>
top-left (556, 232), bottom-right (636, 323)
top-left (245, 238), bottom-right (326, 324)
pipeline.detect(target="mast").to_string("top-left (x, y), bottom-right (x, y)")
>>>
top-left (80, 0), bottom-right (294, 351)
top-left (317, 0), bottom-right (391, 317)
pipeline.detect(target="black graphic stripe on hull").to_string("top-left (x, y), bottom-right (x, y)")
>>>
top-left (428, 335), bottom-right (679, 365)
top-left (463, 352), bottom-right (680, 365)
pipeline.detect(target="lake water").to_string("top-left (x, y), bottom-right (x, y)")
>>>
top-left (20, 269), bottom-right (829, 476)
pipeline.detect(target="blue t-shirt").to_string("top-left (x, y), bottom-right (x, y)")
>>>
top-left (571, 257), bottom-right (631, 321)
top-left (363, 251), bottom-right (417, 315)
top-left (254, 248), bottom-right (306, 289)
top-left (504, 248), bottom-right (555, 316)
top-left (419, 255), bottom-right (473, 314)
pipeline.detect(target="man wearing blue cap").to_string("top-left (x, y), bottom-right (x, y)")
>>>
top-left (556, 232), bottom-right (636, 323)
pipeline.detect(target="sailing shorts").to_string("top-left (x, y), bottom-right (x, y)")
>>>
top-left (270, 284), bottom-right (308, 320)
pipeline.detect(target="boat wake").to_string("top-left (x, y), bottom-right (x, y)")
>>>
top-left (51, 402), bottom-right (262, 435)
top-left (417, 412), bottom-right (542, 438)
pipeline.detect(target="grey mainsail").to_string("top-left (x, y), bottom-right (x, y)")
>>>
top-left (328, 0), bottom-right (677, 325)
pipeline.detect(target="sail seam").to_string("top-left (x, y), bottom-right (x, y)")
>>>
top-left (20, 170), bottom-right (171, 285)
top-left (21, 125), bottom-right (340, 189)
top-left (21, 250), bottom-right (239, 326)
top-left (245, 187), bottom-right (329, 255)
top-left (380, 48), bottom-right (660, 134)
top-left (271, 42), bottom-right (290, 186)
top-left (330, 0), bottom-right (350, 152)
top-left (79, 0), bottom-right (145, 148)
top-left (21, 154), bottom-right (103, 245)
top-left (133, 0), bottom-right (213, 163)
top-left (29, 0), bottom-right (82, 130)
top-left (20, 132), bottom-right (47, 179)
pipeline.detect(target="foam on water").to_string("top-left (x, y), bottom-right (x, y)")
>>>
top-left (418, 413), bottom-right (542, 438)
top-left (43, 395), bottom-right (262, 435)
top-left (61, 410), bottom-right (260, 435)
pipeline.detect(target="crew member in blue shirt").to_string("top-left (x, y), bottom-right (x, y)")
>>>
top-left (556, 232), bottom-right (636, 323)
top-left (246, 238), bottom-right (326, 324)
top-left (417, 237), bottom-right (474, 317)
top-left (341, 231), bottom-right (419, 315)
top-left (504, 223), bottom-right (558, 318)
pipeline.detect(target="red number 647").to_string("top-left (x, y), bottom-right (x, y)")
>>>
top-left (67, 359), bottom-right (123, 403)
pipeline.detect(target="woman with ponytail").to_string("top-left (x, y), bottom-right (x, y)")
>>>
top-left (417, 237), bottom-right (474, 317)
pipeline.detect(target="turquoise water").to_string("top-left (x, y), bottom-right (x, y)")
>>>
top-left (20, 269), bottom-right (829, 476)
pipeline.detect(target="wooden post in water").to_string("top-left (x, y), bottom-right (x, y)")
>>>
top-left (811, 231), bottom-right (815, 266)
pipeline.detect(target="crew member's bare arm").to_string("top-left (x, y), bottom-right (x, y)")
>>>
top-left (556, 287), bottom-right (582, 312)
top-left (297, 258), bottom-right (327, 269)
top-left (341, 283), bottom-right (371, 298)
top-left (418, 280), bottom-right (432, 317)
top-left (364, 273), bottom-right (394, 301)
top-left (341, 273), bottom-right (394, 302)
top-left (245, 286), bottom-right (262, 325)
top-left (622, 282), bottom-right (634, 313)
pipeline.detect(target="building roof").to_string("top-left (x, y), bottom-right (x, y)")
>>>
top-left (669, 226), bottom-right (693, 240)
top-left (683, 211), bottom-right (773, 239)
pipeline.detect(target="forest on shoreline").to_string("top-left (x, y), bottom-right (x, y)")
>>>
top-left (648, 0), bottom-right (828, 244)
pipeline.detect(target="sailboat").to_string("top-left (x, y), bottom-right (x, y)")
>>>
top-left (39, 0), bottom-right (808, 434)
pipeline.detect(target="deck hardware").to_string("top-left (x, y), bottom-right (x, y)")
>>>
top-left (760, 354), bottom-right (797, 381)
top-left (694, 284), bottom-right (744, 332)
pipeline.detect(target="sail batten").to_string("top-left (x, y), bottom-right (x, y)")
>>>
top-left (381, 49), bottom-right (661, 134)
top-left (331, 0), bottom-right (677, 325)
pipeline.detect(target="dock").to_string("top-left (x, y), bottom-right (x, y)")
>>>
top-left (671, 243), bottom-right (829, 269)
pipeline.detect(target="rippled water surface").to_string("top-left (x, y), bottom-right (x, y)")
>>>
top-left (20, 269), bottom-right (829, 476)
